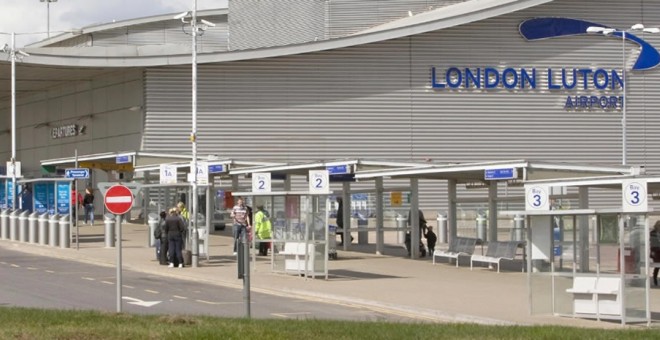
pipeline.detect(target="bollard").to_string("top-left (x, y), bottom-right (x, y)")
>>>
top-left (9, 210), bottom-right (19, 241)
top-left (28, 212), bottom-right (38, 244)
top-left (396, 213), bottom-right (406, 243)
top-left (476, 213), bottom-right (487, 243)
top-left (38, 213), bottom-right (49, 245)
top-left (1, 209), bottom-right (8, 240)
top-left (104, 213), bottom-right (115, 248)
top-left (48, 214), bottom-right (59, 247)
top-left (59, 215), bottom-right (70, 249)
top-left (147, 213), bottom-right (159, 247)
top-left (512, 214), bottom-right (525, 241)
top-left (436, 213), bottom-right (448, 244)
top-left (19, 210), bottom-right (29, 243)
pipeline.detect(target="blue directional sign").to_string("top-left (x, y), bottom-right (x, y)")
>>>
top-left (485, 168), bottom-right (517, 180)
top-left (65, 168), bottom-right (90, 179)
top-left (116, 155), bottom-right (131, 164)
top-left (208, 164), bottom-right (225, 174)
top-left (327, 165), bottom-right (350, 175)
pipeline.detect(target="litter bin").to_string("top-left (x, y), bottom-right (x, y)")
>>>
top-left (1, 209), bottom-right (8, 240)
top-left (356, 214), bottom-right (368, 245)
top-left (48, 214), bottom-right (59, 247)
top-left (104, 213), bottom-right (115, 248)
top-left (396, 213), bottom-right (406, 243)
top-left (436, 213), bottom-right (447, 244)
top-left (476, 213), bottom-right (487, 243)
top-left (59, 215), bottom-right (70, 249)
top-left (19, 210), bottom-right (29, 242)
top-left (148, 213), bottom-right (159, 247)
top-left (9, 209), bottom-right (19, 241)
top-left (512, 214), bottom-right (525, 242)
top-left (28, 212), bottom-right (38, 244)
top-left (38, 213), bottom-right (48, 245)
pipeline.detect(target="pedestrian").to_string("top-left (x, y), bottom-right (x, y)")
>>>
top-left (424, 225), bottom-right (437, 256)
top-left (336, 197), bottom-right (353, 246)
top-left (165, 207), bottom-right (186, 268)
top-left (255, 205), bottom-right (272, 256)
top-left (231, 197), bottom-right (249, 256)
top-left (83, 187), bottom-right (94, 225)
top-left (651, 221), bottom-right (660, 285)
top-left (155, 210), bottom-right (168, 265)
top-left (71, 189), bottom-right (82, 222)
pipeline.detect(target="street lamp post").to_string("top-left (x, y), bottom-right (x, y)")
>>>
top-left (40, 0), bottom-right (58, 39)
top-left (2, 34), bottom-right (29, 209)
top-left (587, 24), bottom-right (660, 166)
top-left (174, 0), bottom-right (215, 268)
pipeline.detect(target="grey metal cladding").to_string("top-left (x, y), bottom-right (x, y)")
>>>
top-left (327, 0), bottom-right (468, 39)
top-left (70, 15), bottom-right (228, 52)
top-left (143, 0), bottom-right (660, 209)
top-left (228, 0), bottom-right (327, 50)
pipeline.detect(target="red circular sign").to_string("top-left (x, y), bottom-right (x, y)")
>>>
top-left (104, 185), bottom-right (134, 215)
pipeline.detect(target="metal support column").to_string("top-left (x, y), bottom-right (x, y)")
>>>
top-left (488, 181), bottom-right (498, 242)
top-left (578, 186), bottom-right (589, 272)
top-left (410, 178), bottom-right (419, 259)
top-left (375, 177), bottom-right (384, 255)
top-left (447, 179), bottom-right (458, 245)
top-left (342, 182), bottom-right (351, 251)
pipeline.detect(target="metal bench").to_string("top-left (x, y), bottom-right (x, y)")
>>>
top-left (470, 241), bottom-right (522, 272)
top-left (433, 237), bottom-right (477, 267)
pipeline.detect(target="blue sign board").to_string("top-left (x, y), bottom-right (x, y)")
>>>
top-left (65, 168), bottom-right (90, 179)
top-left (56, 182), bottom-right (70, 215)
top-left (484, 168), bottom-right (517, 180)
top-left (47, 184), bottom-right (55, 214)
top-left (116, 155), bottom-right (131, 164)
top-left (34, 183), bottom-right (48, 214)
top-left (6, 179), bottom-right (13, 209)
top-left (208, 164), bottom-right (225, 174)
top-left (327, 165), bottom-right (350, 175)
top-left (0, 179), bottom-right (5, 209)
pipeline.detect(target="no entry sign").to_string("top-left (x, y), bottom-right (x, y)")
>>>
top-left (104, 185), bottom-right (134, 215)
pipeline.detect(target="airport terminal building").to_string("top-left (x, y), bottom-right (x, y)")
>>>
top-left (0, 0), bottom-right (659, 210)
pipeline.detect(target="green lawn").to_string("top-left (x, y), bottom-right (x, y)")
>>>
top-left (0, 307), bottom-right (657, 339)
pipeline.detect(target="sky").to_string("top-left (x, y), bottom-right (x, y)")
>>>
top-left (0, 0), bottom-right (226, 48)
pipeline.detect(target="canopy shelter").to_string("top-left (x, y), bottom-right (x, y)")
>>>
top-left (500, 175), bottom-right (660, 326)
top-left (229, 159), bottom-right (431, 255)
top-left (354, 160), bottom-right (639, 259)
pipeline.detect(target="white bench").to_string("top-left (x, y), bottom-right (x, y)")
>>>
top-left (280, 242), bottom-right (315, 273)
top-left (433, 237), bottom-right (477, 267)
top-left (470, 241), bottom-right (523, 273)
top-left (566, 276), bottom-right (621, 317)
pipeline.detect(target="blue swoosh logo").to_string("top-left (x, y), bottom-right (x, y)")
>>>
top-left (519, 17), bottom-right (660, 70)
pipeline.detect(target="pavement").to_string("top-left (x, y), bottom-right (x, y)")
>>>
top-left (1, 221), bottom-right (658, 329)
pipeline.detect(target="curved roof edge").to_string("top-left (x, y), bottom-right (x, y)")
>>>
top-left (21, 0), bottom-right (551, 68)
top-left (27, 8), bottom-right (228, 48)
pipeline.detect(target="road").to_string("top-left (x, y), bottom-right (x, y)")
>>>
top-left (0, 247), bottom-right (418, 322)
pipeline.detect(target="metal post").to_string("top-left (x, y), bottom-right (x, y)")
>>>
top-left (190, 0), bottom-right (199, 268)
top-left (242, 231), bottom-right (251, 318)
top-left (75, 149), bottom-right (79, 250)
top-left (375, 177), bottom-right (384, 255)
top-left (622, 30), bottom-right (627, 165)
top-left (10, 32), bottom-right (16, 210)
top-left (116, 214), bottom-right (122, 313)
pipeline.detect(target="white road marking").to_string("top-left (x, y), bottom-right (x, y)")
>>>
top-left (173, 295), bottom-right (188, 300)
top-left (101, 281), bottom-right (114, 285)
top-left (82, 277), bottom-right (95, 281)
top-left (122, 296), bottom-right (161, 307)
top-left (122, 285), bottom-right (135, 289)
top-left (195, 299), bottom-right (242, 305)
top-left (45, 270), bottom-right (54, 273)
top-left (145, 289), bottom-right (159, 294)
top-left (27, 267), bottom-right (37, 270)
top-left (10, 264), bottom-right (19, 268)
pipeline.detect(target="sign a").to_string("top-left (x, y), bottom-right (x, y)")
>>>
top-left (51, 124), bottom-right (85, 139)
top-left (252, 173), bottom-right (271, 193)
top-left (208, 164), bottom-right (225, 174)
top-left (327, 165), bottom-right (350, 175)
top-left (159, 164), bottom-right (177, 184)
top-left (309, 170), bottom-right (329, 194)
top-left (65, 168), bottom-right (90, 179)
top-left (104, 185), bottom-right (134, 215)
top-left (116, 155), bottom-right (132, 164)
top-left (485, 168), bottom-right (517, 180)
top-left (188, 161), bottom-right (209, 185)
top-left (622, 180), bottom-right (648, 213)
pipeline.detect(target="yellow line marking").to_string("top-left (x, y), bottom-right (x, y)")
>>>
top-left (145, 290), bottom-right (159, 294)
top-left (101, 281), bottom-right (114, 285)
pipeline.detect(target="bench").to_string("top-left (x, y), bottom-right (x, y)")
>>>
top-left (566, 276), bottom-right (621, 316)
top-left (433, 237), bottom-right (477, 267)
top-left (279, 242), bottom-right (316, 273)
top-left (470, 241), bottom-right (522, 273)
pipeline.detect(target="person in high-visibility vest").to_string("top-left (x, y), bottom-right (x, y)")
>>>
top-left (254, 205), bottom-right (272, 256)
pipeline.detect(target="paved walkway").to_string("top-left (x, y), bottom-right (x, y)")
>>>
top-left (1, 222), bottom-right (658, 329)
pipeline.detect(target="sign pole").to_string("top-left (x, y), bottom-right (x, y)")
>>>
top-left (116, 213), bottom-right (122, 313)
top-left (75, 149), bottom-right (79, 250)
